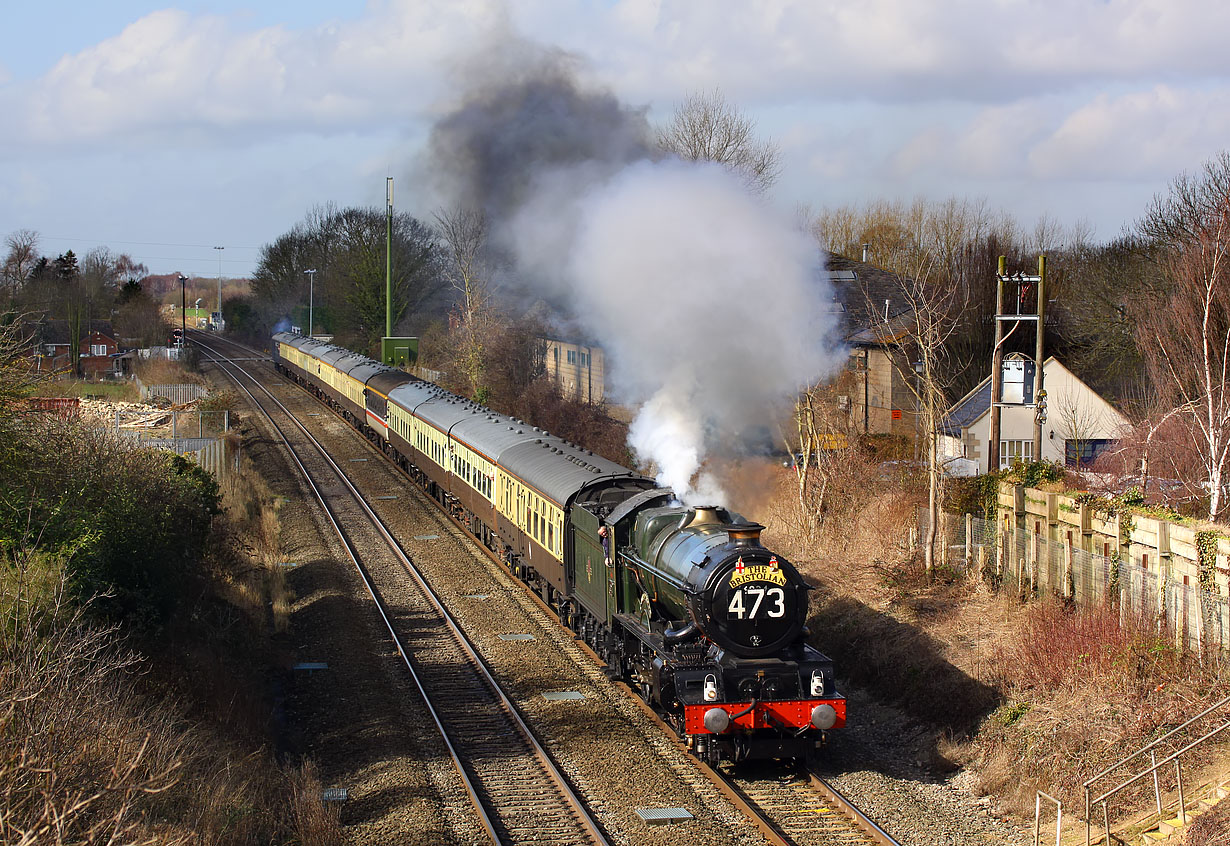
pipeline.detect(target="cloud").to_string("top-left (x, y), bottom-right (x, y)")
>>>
top-left (6, 0), bottom-right (1230, 158)
top-left (525, 0), bottom-right (1230, 108)
top-left (0, 1), bottom-right (505, 153)
top-left (1030, 85), bottom-right (1230, 180)
top-left (880, 84), bottom-right (1230, 192)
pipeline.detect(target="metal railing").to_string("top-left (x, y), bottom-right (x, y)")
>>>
top-left (1082, 694), bottom-right (1230, 845)
top-left (1034, 791), bottom-right (1062, 846)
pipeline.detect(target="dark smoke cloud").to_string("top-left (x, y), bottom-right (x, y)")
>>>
top-left (426, 42), bottom-right (656, 223)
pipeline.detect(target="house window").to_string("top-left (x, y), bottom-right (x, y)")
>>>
top-left (90, 344), bottom-right (107, 356)
top-left (998, 440), bottom-right (1034, 469)
top-left (1065, 439), bottom-right (1112, 469)
top-left (567, 350), bottom-right (576, 364)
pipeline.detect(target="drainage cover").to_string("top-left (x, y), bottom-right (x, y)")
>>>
top-left (348, 458), bottom-right (368, 462)
top-left (498, 634), bottom-right (536, 641)
top-left (321, 788), bottom-right (348, 802)
top-left (463, 594), bottom-right (489, 600)
top-left (277, 561), bottom-right (298, 568)
top-left (414, 534), bottom-right (439, 540)
top-left (374, 495), bottom-right (398, 500)
top-left (543, 691), bottom-right (585, 701)
top-left (635, 808), bottom-right (693, 825)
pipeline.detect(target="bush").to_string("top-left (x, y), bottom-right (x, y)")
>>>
top-left (0, 417), bottom-right (220, 629)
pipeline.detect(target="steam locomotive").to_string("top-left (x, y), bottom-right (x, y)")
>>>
top-left (272, 331), bottom-right (844, 764)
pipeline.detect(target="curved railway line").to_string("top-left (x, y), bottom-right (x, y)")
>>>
top-left (190, 332), bottom-right (903, 846)
top-left (195, 335), bottom-right (608, 846)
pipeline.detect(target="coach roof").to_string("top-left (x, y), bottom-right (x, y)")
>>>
top-left (497, 435), bottom-right (638, 505)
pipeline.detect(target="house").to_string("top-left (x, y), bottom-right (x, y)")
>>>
top-left (825, 254), bottom-right (921, 438)
top-left (22, 319), bottom-right (127, 378)
top-left (939, 356), bottom-right (1129, 475)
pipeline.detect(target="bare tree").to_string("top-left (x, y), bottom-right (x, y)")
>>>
top-left (1054, 392), bottom-right (1105, 469)
top-left (1136, 152), bottom-right (1230, 520)
top-left (434, 207), bottom-right (497, 401)
top-left (865, 262), bottom-right (961, 576)
top-left (657, 89), bottom-right (780, 194)
top-left (2, 229), bottom-right (40, 292)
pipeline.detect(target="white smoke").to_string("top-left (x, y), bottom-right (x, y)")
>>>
top-left (510, 159), bottom-right (842, 502)
top-left (426, 39), bottom-right (844, 504)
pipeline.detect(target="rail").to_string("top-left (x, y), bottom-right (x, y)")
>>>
top-left (1083, 693), bottom-right (1230, 845)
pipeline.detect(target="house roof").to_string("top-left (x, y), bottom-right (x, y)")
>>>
top-left (939, 356), bottom-right (1127, 437)
top-left (824, 254), bottom-right (914, 343)
top-left (940, 380), bottom-right (993, 437)
top-left (22, 320), bottom-right (117, 346)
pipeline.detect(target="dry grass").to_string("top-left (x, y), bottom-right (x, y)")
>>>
top-left (0, 567), bottom-right (339, 845)
top-left (215, 450), bottom-right (291, 633)
top-left (972, 598), bottom-right (1230, 816)
top-left (133, 358), bottom-right (205, 386)
top-left (1185, 794), bottom-right (1230, 845)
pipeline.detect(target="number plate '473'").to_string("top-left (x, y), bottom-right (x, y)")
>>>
top-left (728, 585), bottom-right (786, 619)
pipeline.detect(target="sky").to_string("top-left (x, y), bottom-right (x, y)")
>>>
top-left (4, 0), bottom-right (1230, 280)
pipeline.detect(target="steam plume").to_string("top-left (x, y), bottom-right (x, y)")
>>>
top-left (425, 38), bottom-right (842, 503)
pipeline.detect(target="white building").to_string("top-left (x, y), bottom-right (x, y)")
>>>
top-left (939, 356), bottom-right (1129, 475)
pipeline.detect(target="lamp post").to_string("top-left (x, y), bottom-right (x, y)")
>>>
top-left (178, 275), bottom-right (187, 351)
top-left (213, 245), bottom-right (224, 330)
top-left (303, 269), bottom-right (317, 336)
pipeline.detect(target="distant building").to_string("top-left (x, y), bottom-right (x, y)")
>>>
top-left (939, 356), bottom-right (1129, 475)
top-left (542, 336), bottom-right (605, 404)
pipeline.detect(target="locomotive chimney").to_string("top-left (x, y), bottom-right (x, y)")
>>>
top-left (683, 506), bottom-right (724, 528)
top-left (725, 522), bottom-right (765, 546)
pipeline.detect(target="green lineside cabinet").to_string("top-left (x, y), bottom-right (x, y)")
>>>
top-left (381, 336), bottom-right (418, 367)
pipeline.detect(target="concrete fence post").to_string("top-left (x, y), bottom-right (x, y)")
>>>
top-left (966, 513), bottom-right (974, 566)
top-left (1064, 537), bottom-right (1074, 600)
top-left (940, 511), bottom-right (949, 567)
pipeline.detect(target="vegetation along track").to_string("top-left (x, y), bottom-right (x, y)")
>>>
top-left (194, 333), bottom-right (905, 845)
top-left (195, 334), bottom-right (609, 846)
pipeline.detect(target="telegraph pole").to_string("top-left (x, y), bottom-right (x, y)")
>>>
top-left (178, 275), bottom-right (187, 352)
top-left (385, 177), bottom-right (393, 341)
top-left (1033, 256), bottom-right (1047, 461)
top-left (990, 256), bottom-right (1047, 470)
top-left (989, 258), bottom-right (1006, 471)
top-left (213, 245), bottom-right (224, 330)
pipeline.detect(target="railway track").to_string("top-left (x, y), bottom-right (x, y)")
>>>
top-left (192, 332), bottom-right (904, 846)
top-left (194, 334), bottom-right (608, 846)
top-left (718, 764), bottom-right (900, 846)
